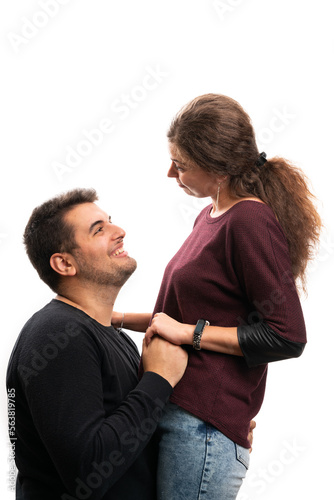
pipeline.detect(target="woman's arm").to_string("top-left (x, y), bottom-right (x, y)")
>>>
top-left (145, 312), bottom-right (305, 366)
top-left (145, 313), bottom-right (243, 356)
top-left (111, 312), bottom-right (152, 332)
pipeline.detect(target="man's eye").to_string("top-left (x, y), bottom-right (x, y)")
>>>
top-left (95, 227), bottom-right (103, 235)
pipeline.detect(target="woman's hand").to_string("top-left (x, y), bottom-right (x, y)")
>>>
top-left (145, 312), bottom-right (193, 346)
top-left (111, 311), bottom-right (124, 329)
top-left (111, 312), bottom-right (152, 332)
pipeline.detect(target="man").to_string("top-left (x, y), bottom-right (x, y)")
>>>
top-left (6, 188), bottom-right (188, 499)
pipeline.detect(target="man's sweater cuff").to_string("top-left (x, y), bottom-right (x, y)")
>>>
top-left (136, 371), bottom-right (173, 404)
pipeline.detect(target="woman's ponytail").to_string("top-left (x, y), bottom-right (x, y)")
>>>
top-left (257, 157), bottom-right (322, 291)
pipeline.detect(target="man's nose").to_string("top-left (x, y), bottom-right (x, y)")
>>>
top-left (109, 224), bottom-right (126, 240)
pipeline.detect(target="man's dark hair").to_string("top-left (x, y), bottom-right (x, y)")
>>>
top-left (23, 188), bottom-right (98, 293)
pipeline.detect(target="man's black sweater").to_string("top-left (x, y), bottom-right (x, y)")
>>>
top-left (6, 299), bottom-right (172, 499)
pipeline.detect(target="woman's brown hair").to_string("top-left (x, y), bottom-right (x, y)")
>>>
top-left (167, 93), bottom-right (322, 292)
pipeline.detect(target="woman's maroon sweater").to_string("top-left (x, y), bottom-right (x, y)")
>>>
top-left (152, 201), bottom-right (306, 448)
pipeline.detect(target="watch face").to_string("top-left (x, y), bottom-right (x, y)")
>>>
top-left (195, 319), bottom-right (205, 333)
top-left (193, 320), bottom-right (207, 350)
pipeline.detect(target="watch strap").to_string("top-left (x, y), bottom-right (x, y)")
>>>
top-left (193, 319), bottom-right (210, 350)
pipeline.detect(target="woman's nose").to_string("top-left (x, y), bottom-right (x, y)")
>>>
top-left (167, 162), bottom-right (178, 178)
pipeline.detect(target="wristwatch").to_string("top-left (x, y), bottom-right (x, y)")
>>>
top-left (193, 319), bottom-right (210, 350)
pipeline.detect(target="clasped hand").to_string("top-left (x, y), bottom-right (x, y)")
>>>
top-left (145, 313), bottom-right (256, 451)
top-left (145, 312), bottom-right (191, 346)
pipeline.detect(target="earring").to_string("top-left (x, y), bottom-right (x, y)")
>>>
top-left (216, 182), bottom-right (221, 209)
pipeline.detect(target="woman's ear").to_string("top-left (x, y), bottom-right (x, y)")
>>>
top-left (213, 173), bottom-right (228, 184)
top-left (50, 253), bottom-right (77, 277)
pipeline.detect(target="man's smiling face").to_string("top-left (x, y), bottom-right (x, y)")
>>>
top-left (64, 202), bottom-right (137, 287)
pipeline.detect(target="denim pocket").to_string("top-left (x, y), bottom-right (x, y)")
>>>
top-left (235, 443), bottom-right (250, 470)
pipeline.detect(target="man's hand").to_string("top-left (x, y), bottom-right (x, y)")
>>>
top-left (248, 420), bottom-right (256, 453)
top-left (142, 335), bottom-right (188, 388)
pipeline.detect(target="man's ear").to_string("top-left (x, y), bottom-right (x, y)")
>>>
top-left (50, 253), bottom-right (77, 277)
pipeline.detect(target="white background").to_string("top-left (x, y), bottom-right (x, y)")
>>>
top-left (1, 1), bottom-right (333, 498)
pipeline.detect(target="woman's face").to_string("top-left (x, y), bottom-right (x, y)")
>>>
top-left (167, 142), bottom-right (218, 198)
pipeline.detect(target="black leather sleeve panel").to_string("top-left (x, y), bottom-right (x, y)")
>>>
top-left (237, 322), bottom-right (306, 368)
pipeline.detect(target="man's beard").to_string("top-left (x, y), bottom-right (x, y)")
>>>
top-left (74, 252), bottom-right (137, 288)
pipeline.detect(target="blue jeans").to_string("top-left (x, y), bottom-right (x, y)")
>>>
top-left (156, 403), bottom-right (249, 500)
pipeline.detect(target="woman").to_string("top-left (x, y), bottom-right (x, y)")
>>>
top-left (112, 94), bottom-right (321, 499)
